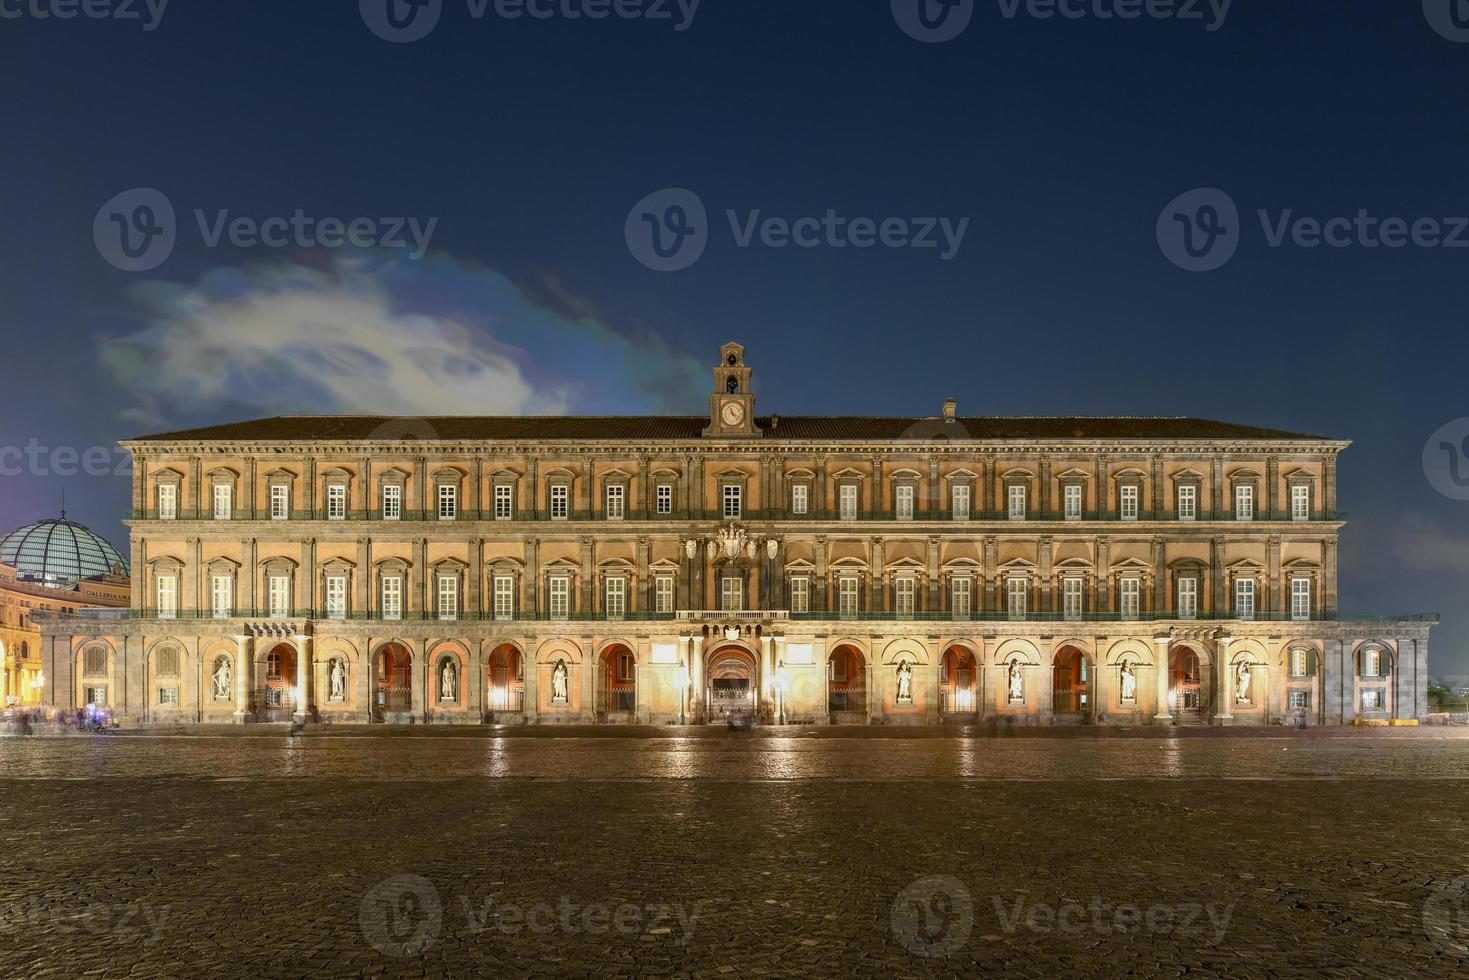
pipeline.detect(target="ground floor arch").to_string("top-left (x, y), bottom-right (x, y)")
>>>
top-left (1168, 644), bottom-right (1207, 724)
top-left (598, 643), bottom-right (637, 720)
top-left (373, 642), bottom-right (413, 720)
top-left (940, 644), bottom-right (978, 718)
top-left (827, 643), bottom-right (867, 723)
top-left (1052, 645), bottom-right (1090, 717)
top-left (705, 644), bottom-right (759, 723)
top-left (486, 643), bottom-right (525, 715)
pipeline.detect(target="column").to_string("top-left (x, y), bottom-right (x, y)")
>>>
top-left (468, 537), bottom-right (483, 617)
top-left (1039, 455), bottom-right (1052, 515)
top-left (581, 636), bottom-right (596, 722)
top-left (234, 635), bottom-right (252, 721)
top-left (1096, 536), bottom-right (1111, 613)
top-left (294, 634), bottom-right (310, 722)
top-left (1215, 635), bottom-right (1233, 723)
top-left (1153, 634), bottom-right (1172, 722)
top-left (1266, 455), bottom-right (1280, 517)
top-left (410, 638), bottom-right (427, 721)
top-left (1323, 455), bottom-right (1338, 517)
top-left (523, 642), bottom-right (539, 722)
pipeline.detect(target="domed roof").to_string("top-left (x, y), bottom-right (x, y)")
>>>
top-left (0, 516), bottom-right (129, 587)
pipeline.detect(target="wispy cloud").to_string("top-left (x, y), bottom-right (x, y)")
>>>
top-left (98, 253), bottom-right (706, 431)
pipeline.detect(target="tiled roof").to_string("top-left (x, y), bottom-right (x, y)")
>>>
top-left (129, 415), bottom-right (1334, 443)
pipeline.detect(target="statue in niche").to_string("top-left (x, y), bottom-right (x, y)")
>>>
top-left (896, 660), bottom-right (913, 703)
top-left (329, 659), bottom-right (347, 702)
top-left (1120, 661), bottom-right (1137, 704)
top-left (1008, 659), bottom-right (1024, 703)
top-left (441, 661), bottom-right (457, 702)
top-left (213, 658), bottom-right (231, 700)
top-left (1235, 661), bottom-right (1252, 704)
top-left (551, 659), bottom-right (569, 704)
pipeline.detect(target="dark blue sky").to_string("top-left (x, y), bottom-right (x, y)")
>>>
top-left (2, 2), bottom-right (1466, 672)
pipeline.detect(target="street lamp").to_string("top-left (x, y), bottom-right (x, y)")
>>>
top-left (675, 659), bottom-right (691, 726)
top-left (774, 660), bottom-right (789, 727)
top-left (29, 670), bottom-right (44, 707)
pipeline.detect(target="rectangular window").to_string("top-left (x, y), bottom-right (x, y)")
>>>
top-left (549, 576), bottom-right (569, 619)
top-left (211, 575), bottom-right (233, 619)
top-left (437, 575), bottom-right (458, 621)
top-left (656, 484), bottom-right (673, 515)
top-left (156, 575), bottom-right (177, 619)
top-left (896, 485), bottom-right (914, 521)
top-left (493, 575), bottom-right (514, 620)
top-left (1178, 577), bottom-right (1198, 620)
top-left (84, 647), bottom-right (106, 675)
top-left (158, 687), bottom-right (179, 706)
top-left (1288, 690), bottom-right (1311, 710)
top-left (213, 484), bottom-right (232, 521)
top-left (326, 576), bottom-right (347, 620)
top-left (1063, 484), bottom-right (1082, 521)
top-left (1120, 485), bottom-right (1139, 521)
top-left (791, 484), bottom-right (809, 515)
top-left (550, 484), bottom-right (569, 520)
top-left (605, 577), bottom-right (626, 619)
top-left (438, 484), bottom-right (457, 521)
top-left (380, 576), bottom-right (402, 621)
top-left (1291, 648), bottom-right (1309, 678)
top-left (950, 577), bottom-right (971, 618)
top-left (1235, 578), bottom-right (1255, 620)
top-left (1178, 485), bottom-right (1196, 521)
top-left (269, 575), bottom-right (291, 619)
top-left (951, 484), bottom-right (970, 521)
top-left (1363, 649), bottom-right (1382, 677)
top-left (1361, 689), bottom-right (1384, 711)
top-left (381, 484), bottom-right (401, 521)
top-left (1291, 578), bottom-right (1311, 621)
top-left (655, 576), bottom-right (674, 614)
top-left (789, 576), bottom-right (809, 614)
top-left (156, 646), bottom-right (179, 677)
top-left (1063, 578), bottom-right (1083, 621)
top-left (1008, 484), bottom-right (1026, 521)
top-left (838, 577), bottom-right (859, 617)
top-left (1120, 578), bottom-right (1141, 619)
top-left (1291, 484), bottom-right (1310, 521)
top-left (839, 485), bottom-right (858, 521)
top-left (723, 484), bottom-right (742, 520)
top-left (605, 484), bottom-right (625, 521)
top-left (1006, 578), bottom-right (1028, 619)
top-left (721, 576), bottom-right (743, 613)
top-left (494, 484), bottom-right (514, 520)
top-left (895, 577), bottom-right (916, 617)
top-left (270, 484), bottom-right (289, 520)
top-left (1235, 484), bottom-right (1254, 521)
top-left (158, 483), bottom-right (177, 520)
top-left (327, 484), bottom-right (347, 520)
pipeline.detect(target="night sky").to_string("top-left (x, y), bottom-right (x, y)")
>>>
top-left (2, 3), bottom-right (1465, 673)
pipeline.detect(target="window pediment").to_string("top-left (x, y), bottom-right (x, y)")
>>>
top-left (1112, 467), bottom-right (1147, 481)
top-left (784, 467), bottom-right (816, 479)
top-left (152, 468), bottom-right (185, 484)
top-left (1000, 468), bottom-right (1036, 481)
top-left (1171, 468), bottom-right (1206, 481)
top-left (205, 466), bottom-right (240, 482)
top-left (1054, 467), bottom-right (1090, 481)
top-left (601, 468), bottom-right (633, 482)
top-left (830, 467), bottom-right (866, 480)
top-left (998, 557), bottom-right (1037, 570)
top-left (888, 468), bottom-right (923, 480)
top-left (1228, 468), bottom-right (1262, 480)
top-left (783, 558), bottom-right (816, 571)
top-left (378, 467), bottom-right (410, 484)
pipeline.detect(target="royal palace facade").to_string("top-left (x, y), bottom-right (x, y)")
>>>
top-left (38, 344), bottom-right (1434, 727)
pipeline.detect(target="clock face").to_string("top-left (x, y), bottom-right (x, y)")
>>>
top-left (721, 400), bottom-right (745, 426)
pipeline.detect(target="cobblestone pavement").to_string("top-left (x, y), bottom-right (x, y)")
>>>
top-left (3, 733), bottom-right (1469, 978)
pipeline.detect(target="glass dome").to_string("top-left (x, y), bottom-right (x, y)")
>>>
top-left (0, 517), bottom-right (129, 588)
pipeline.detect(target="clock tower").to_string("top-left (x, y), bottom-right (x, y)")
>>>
top-left (703, 342), bottom-right (761, 438)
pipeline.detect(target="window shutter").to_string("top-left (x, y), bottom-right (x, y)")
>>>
top-left (1306, 649), bottom-right (1319, 677)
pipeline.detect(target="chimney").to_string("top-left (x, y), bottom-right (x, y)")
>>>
top-left (942, 398), bottom-right (957, 421)
top-left (770, 414), bottom-right (780, 431)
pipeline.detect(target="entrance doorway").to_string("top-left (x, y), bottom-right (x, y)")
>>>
top-left (1052, 646), bottom-right (1090, 716)
top-left (705, 647), bottom-right (757, 723)
top-left (375, 643), bottom-right (412, 719)
top-left (1169, 646), bottom-right (1204, 723)
top-left (261, 642), bottom-right (297, 719)
top-left (940, 645), bottom-right (977, 716)
top-left (598, 644), bottom-right (637, 719)
top-left (827, 644), bottom-right (867, 723)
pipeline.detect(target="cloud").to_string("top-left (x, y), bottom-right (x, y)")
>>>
top-left (98, 253), bottom-right (707, 431)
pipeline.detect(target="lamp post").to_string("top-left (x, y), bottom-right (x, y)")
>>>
top-left (30, 670), bottom-right (44, 707)
top-left (676, 659), bottom-right (690, 726)
top-left (774, 659), bottom-right (789, 727)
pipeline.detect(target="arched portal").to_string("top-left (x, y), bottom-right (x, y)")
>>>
top-left (598, 644), bottom-right (637, 719)
top-left (1169, 645), bottom-right (1204, 723)
top-left (1052, 646), bottom-right (1090, 716)
top-left (262, 642), bottom-right (297, 717)
top-left (827, 644), bottom-right (867, 722)
top-left (940, 645), bottom-right (977, 716)
top-left (705, 645), bottom-right (758, 723)
top-left (487, 644), bottom-right (524, 713)
top-left (375, 643), bottom-right (413, 717)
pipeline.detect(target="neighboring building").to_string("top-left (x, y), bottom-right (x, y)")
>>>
top-left (38, 344), bottom-right (1434, 726)
top-left (1, 517), bottom-right (129, 706)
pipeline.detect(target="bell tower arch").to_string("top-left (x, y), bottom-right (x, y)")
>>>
top-left (704, 342), bottom-right (761, 438)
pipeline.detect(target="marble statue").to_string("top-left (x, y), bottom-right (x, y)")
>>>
top-left (1235, 661), bottom-right (1251, 704)
top-left (1008, 659), bottom-right (1024, 703)
top-left (896, 660), bottom-right (913, 703)
top-left (441, 661), bottom-right (457, 701)
top-left (1120, 661), bottom-right (1137, 703)
top-left (329, 659), bottom-right (347, 702)
top-left (551, 659), bottom-right (569, 703)
top-left (213, 659), bottom-right (231, 700)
